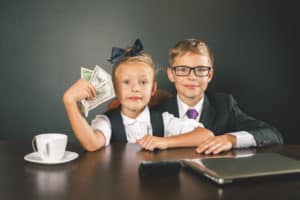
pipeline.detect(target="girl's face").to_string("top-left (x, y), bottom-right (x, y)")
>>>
top-left (114, 62), bottom-right (156, 118)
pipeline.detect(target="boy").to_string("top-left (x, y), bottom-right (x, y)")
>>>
top-left (155, 38), bottom-right (283, 154)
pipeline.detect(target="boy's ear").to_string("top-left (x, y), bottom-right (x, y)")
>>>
top-left (208, 67), bottom-right (214, 82)
top-left (151, 81), bottom-right (157, 96)
top-left (167, 67), bottom-right (175, 83)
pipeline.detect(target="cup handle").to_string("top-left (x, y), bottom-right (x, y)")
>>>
top-left (45, 142), bottom-right (50, 156)
top-left (32, 137), bottom-right (37, 152)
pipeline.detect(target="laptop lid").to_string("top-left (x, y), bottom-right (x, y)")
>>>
top-left (183, 153), bottom-right (300, 184)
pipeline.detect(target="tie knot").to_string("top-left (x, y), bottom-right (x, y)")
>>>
top-left (186, 109), bottom-right (199, 119)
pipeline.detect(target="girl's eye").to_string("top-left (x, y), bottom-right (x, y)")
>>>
top-left (139, 80), bottom-right (148, 85)
top-left (122, 80), bottom-right (130, 84)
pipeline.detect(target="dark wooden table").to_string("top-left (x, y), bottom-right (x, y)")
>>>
top-left (0, 140), bottom-right (300, 200)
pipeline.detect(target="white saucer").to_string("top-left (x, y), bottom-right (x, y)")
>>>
top-left (24, 151), bottom-right (79, 165)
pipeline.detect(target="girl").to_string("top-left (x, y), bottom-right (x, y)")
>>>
top-left (63, 39), bottom-right (213, 151)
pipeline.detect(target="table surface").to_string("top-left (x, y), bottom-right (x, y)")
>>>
top-left (1, 140), bottom-right (300, 200)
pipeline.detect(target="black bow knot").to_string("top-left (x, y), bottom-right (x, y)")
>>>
top-left (108, 39), bottom-right (144, 64)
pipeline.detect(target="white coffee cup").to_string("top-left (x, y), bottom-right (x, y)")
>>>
top-left (32, 133), bottom-right (68, 161)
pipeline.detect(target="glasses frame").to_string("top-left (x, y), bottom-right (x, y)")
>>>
top-left (171, 66), bottom-right (212, 77)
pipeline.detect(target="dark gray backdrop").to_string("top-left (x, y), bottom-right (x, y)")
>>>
top-left (1, 0), bottom-right (299, 143)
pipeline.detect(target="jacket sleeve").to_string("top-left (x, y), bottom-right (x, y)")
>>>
top-left (227, 95), bottom-right (283, 147)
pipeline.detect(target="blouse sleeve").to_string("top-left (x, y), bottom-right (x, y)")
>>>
top-left (162, 112), bottom-right (204, 137)
top-left (91, 114), bottom-right (112, 146)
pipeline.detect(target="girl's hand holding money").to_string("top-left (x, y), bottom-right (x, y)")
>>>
top-left (63, 79), bottom-right (97, 105)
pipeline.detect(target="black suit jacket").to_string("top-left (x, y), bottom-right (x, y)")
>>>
top-left (154, 92), bottom-right (283, 147)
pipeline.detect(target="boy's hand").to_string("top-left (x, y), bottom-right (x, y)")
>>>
top-left (195, 134), bottom-right (236, 155)
top-left (63, 79), bottom-right (97, 105)
top-left (136, 135), bottom-right (168, 151)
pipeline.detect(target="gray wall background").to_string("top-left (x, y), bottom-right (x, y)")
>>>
top-left (1, 0), bottom-right (299, 143)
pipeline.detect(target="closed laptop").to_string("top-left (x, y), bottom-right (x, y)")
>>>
top-left (183, 153), bottom-right (300, 184)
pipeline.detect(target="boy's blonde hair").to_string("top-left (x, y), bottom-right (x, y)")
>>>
top-left (168, 38), bottom-right (214, 66)
top-left (112, 51), bottom-right (157, 89)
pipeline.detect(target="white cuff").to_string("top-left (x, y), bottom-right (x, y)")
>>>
top-left (229, 131), bottom-right (257, 148)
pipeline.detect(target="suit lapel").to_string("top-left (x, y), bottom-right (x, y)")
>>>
top-left (200, 95), bottom-right (216, 130)
top-left (167, 96), bottom-right (180, 117)
top-left (166, 95), bottom-right (215, 129)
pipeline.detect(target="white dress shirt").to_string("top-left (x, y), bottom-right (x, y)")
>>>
top-left (91, 106), bottom-right (204, 146)
top-left (176, 95), bottom-right (257, 148)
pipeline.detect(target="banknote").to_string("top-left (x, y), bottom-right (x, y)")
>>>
top-left (81, 67), bottom-right (93, 81)
top-left (89, 65), bottom-right (112, 88)
top-left (80, 65), bottom-right (115, 117)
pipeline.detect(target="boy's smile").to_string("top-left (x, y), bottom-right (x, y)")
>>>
top-left (183, 83), bottom-right (200, 90)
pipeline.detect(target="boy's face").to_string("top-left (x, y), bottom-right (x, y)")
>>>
top-left (167, 52), bottom-right (214, 106)
top-left (115, 62), bottom-right (156, 117)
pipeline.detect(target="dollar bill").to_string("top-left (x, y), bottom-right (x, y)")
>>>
top-left (80, 65), bottom-right (115, 117)
top-left (89, 65), bottom-right (112, 88)
top-left (81, 67), bottom-right (93, 81)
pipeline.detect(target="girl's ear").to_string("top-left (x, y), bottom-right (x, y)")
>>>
top-left (151, 81), bottom-right (157, 96)
top-left (167, 67), bottom-right (175, 82)
top-left (112, 83), bottom-right (119, 98)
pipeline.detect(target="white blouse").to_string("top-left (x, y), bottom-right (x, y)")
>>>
top-left (91, 106), bottom-right (204, 146)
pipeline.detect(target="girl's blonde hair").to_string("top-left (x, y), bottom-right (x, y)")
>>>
top-left (168, 38), bottom-right (214, 66)
top-left (112, 51), bottom-right (157, 89)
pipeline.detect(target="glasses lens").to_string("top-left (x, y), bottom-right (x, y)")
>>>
top-left (174, 66), bottom-right (190, 76)
top-left (194, 67), bottom-right (210, 76)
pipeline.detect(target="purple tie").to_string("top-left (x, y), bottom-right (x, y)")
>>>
top-left (186, 109), bottom-right (199, 119)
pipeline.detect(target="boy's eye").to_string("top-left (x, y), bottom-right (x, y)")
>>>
top-left (177, 66), bottom-right (189, 72)
top-left (195, 68), bottom-right (205, 72)
top-left (122, 80), bottom-right (130, 84)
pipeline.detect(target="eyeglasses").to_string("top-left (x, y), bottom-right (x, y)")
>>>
top-left (171, 66), bottom-right (212, 77)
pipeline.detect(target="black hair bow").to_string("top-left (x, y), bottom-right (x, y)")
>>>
top-left (108, 39), bottom-right (143, 64)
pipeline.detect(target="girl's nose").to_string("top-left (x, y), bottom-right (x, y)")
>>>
top-left (131, 82), bottom-right (141, 92)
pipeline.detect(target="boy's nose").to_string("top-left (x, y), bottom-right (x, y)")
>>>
top-left (188, 69), bottom-right (197, 80)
